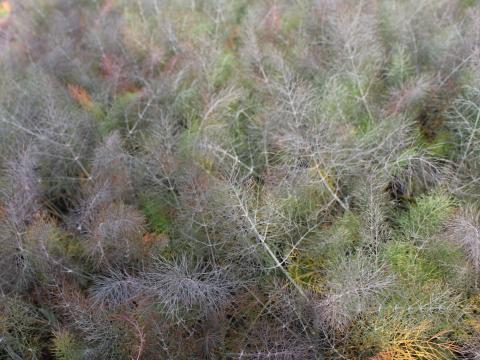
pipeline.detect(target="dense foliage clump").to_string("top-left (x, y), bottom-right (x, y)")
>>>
top-left (1, 0), bottom-right (480, 358)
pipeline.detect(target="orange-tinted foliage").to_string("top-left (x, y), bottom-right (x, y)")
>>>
top-left (0, 1), bottom-right (11, 26)
top-left (68, 84), bottom-right (95, 110)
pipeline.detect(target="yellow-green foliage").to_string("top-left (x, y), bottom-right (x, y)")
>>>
top-left (51, 330), bottom-right (82, 360)
top-left (383, 240), bottom-right (463, 286)
top-left (0, 297), bottom-right (50, 359)
top-left (287, 249), bottom-right (324, 293)
top-left (397, 191), bottom-right (454, 242)
top-left (360, 317), bottom-right (459, 360)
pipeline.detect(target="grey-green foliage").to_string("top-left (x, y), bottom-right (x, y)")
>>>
top-left (314, 254), bottom-right (394, 332)
top-left (447, 87), bottom-right (480, 197)
top-left (2, 0), bottom-right (480, 358)
top-left (91, 256), bottom-right (236, 319)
